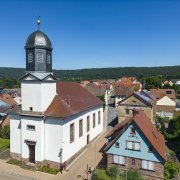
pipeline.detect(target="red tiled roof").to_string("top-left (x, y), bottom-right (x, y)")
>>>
top-left (105, 110), bottom-right (166, 160)
top-left (114, 86), bottom-right (134, 96)
top-left (45, 81), bottom-right (103, 118)
top-left (0, 93), bottom-right (17, 106)
top-left (150, 89), bottom-right (176, 101)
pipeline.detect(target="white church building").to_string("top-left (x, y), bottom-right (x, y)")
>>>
top-left (10, 20), bottom-right (103, 170)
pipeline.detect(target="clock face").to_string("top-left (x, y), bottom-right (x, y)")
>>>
top-left (35, 36), bottom-right (46, 46)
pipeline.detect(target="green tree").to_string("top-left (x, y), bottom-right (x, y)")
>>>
top-left (172, 114), bottom-right (180, 136)
top-left (164, 161), bottom-right (179, 180)
top-left (0, 125), bottom-right (10, 139)
top-left (145, 76), bottom-right (162, 90)
top-left (155, 115), bottom-right (166, 135)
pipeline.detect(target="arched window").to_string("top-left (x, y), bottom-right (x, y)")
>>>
top-left (28, 53), bottom-right (33, 63)
top-left (37, 53), bottom-right (43, 63)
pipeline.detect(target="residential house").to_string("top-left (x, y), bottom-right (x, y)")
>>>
top-left (118, 91), bottom-right (156, 123)
top-left (150, 89), bottom-right (176, 120)
top-left (113, 77), bottom-right (142, 92)
top-left (163, 80), bottom-right (174, 87)
top-left (80, 80), bottom-right (91, 87)
top-left (105, 110), bottom-right (166, 180)
top-left (114, 86), bottom-right (134, 108)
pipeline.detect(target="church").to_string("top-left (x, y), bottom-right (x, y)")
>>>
top-left (10, 19), bottom-right (103, 169)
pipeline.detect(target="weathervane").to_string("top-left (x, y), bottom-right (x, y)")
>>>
top-left (37, 16), bottom-right (41, 30)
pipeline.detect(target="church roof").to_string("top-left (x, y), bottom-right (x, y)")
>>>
top-left (25, 30), bottom-right (52, 49)
top-left (45, 81), bottom-right (103, 118)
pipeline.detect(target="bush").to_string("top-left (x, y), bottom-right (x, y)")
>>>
top-left (39, 165), bottom-right (59, 175)
top-left (164, 161), bottom-right (179, 180)
top-left (0, 125), bottom-right (10, 139)
top-left (106, 166), bottom-right (120, 177)
top-left (125, 168), bottom-right (143, 180)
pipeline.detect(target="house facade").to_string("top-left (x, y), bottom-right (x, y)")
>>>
top-left (117, 91), bottom-right (156, 123)
top-left (150, 89), bottom-right (176, 120)
top-left (114, 86), bottom-right (134, 108)
top-left (10, 20), bottom-right (103, 170)
top-left (105, 110), bottom-right (166, 180)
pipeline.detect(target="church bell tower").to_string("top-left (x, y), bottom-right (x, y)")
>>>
top-left (21, 18), bottom-right (57, 113)
top-left (25, 18), bottom-right (53, 73)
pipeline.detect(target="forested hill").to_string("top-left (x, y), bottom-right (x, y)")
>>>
top-left (0, 65), bottom-right (180, 80)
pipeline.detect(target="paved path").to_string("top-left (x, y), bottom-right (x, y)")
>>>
top-left (0, 132), bottom-right (106, 180)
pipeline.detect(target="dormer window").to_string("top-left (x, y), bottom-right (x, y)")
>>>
top-left (166, 90), bottom-right (172, 94)
top-left (115, 142), bottom-right (120, 148)
top-left (130, 127), bottom-right (136, 134)
top-left (28, 53), bottom-right (33, 63)
top-left (148, 146), bottom-right (153, 152)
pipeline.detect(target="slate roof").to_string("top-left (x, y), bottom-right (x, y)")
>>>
top-left (45, 81), bottom-right (103, 118)
top-left (105, 110), bottom-right (166, 161)
top-left (118, 91), bottom-right (156, 107)
top-left (150, 89), bottom-right (176, 101)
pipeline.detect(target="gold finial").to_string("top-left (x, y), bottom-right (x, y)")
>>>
top-left (37, 16), bottom-right (40, 30)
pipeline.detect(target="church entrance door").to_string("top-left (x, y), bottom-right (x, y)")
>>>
top-left (29, 145), bottom-right (35, 163)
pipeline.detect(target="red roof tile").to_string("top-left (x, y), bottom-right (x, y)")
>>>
top-left (45, 81), bottom-right (103, 118)
top-left (0, 93), bottom-right (17, 106)
top-left (150, 89), bottom-right (176, 101)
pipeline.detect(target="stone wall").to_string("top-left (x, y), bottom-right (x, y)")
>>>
top-left (10, 152), bottom-right (21, 161)
top-left (107, 154), bottom-right (164, 180)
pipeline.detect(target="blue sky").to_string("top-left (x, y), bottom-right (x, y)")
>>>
top-left (0, 0), bottom-right (180, 70)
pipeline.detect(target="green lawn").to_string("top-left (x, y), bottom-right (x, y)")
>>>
top-left (93, 169), bottom-right (124, 180)
top-left (0, 138), bottom-right (10, 152)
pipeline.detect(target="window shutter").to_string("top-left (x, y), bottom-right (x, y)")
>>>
top-left (149, 161), bottom-right (154, 170)
top-left (134, 142), bottom-right (140, 150)
top-left (127, 141), bottom-right (133, 149)
top-left (118, 156), bottom-right (125, 164)
top-left (113, 155), bottom-right (118, 164)
top-left (142, 160), bottom-right (148, 169)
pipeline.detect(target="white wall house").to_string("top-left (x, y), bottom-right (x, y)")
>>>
top-left (10, 22), bottom-right (103, 170)
top-left (156, 96), bottom-right (176, 120)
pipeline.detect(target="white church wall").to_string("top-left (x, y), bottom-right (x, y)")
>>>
top-left (44, 106), bottom-right (103, 164)
top-left (21, 82), bottom-right (41, 112)
top-left (44, 118), bottom-right (63, 163)
top-left (21, 81), bottom-right (56, 112)
top-left (41, 82), bottom-right (56, 112)
top-left (62, 106), bottom-right (103, 163)
top-left (10, 114), bottom-right (21, 155)
top-left (21, 117), bottom-right (44, 161)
